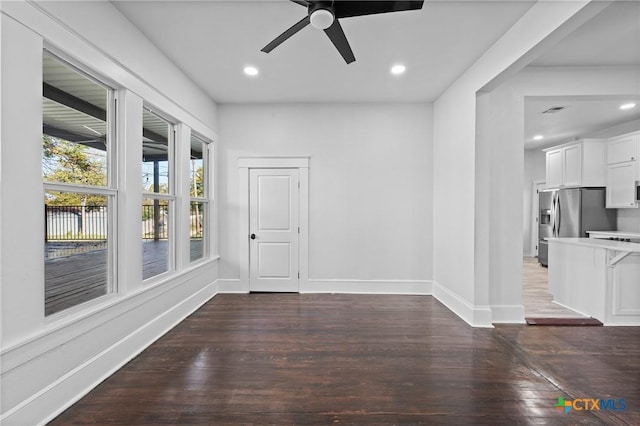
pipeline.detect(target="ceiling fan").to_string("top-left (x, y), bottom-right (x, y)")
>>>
top-left (261, 0), bottom-right (424, 64)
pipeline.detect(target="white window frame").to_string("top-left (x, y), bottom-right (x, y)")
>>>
top-left (188, 132), bottom-right (212, 264)
top-left (141, 107), bottom-right (177, 281)
top-left (42, 50), bottom-right (118, 315)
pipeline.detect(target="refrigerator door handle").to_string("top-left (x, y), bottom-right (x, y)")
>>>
top-left (557, 194), bottom-right (561, 236)
top-left (551, 192), bottom-right (557, 237)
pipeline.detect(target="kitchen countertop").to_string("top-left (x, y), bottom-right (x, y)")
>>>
top-left (547, 237), bottom-right (640, 252)
top-left (587, 230), bottom-right (640, 239)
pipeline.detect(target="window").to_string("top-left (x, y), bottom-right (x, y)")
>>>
top-left (189, 133), bottom-right (211, 263)
top-left (142, 108), bottom-right (175, 280)
top-left (42, 51), bottom-right (115, 315)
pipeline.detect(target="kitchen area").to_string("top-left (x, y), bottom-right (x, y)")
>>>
top-left (535, 131), bottom-right (640, 326)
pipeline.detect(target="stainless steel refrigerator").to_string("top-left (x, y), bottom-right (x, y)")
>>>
top-left (538, 188), bottom-right (616, 266)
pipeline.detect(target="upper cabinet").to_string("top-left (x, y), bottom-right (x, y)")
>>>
top-left (544, 140), bottom-right (606, 189)
top-left (607, 132), bottom-right (639, 164)
top-left (606, 132), bottom-right (639, 208)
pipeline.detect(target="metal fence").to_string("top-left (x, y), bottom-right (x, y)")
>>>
top-left (45, 204), bottom-right (203, 241)
top-left (45, 205), bottom-right (107, 241)
top-left (141, 204), bottom-right (168, 240)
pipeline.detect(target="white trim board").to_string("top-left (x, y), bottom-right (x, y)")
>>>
top-left (238, 157), bottom-right (309, 169)
top-left (1, 283), bottom-right (217, 426)
top-left (215, 279), bottom-right (520, 326)
top-left (216, 279), bottom-right (432, 295)
top-left (530, 180), bottom-right (545, 257)
top-left (432, 281), bottom-right (494, 327)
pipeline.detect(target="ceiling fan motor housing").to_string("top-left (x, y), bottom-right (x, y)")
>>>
top-left (309, 1), bottom-right (335, 29)
top-left (262, 1), bottom-right (425, 64)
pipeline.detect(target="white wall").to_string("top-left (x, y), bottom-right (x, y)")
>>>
top-left (218, 103), bottom-right (433, 292)
top-left (433, 0), bottom-right (601, 326)
top-left (617, 208), bottom-right (640, 233)
top-left (1, 2), bottom-right (219, 424)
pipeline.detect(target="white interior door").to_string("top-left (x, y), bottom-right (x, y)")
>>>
top-left (249, 168), bottom-right (299, 292)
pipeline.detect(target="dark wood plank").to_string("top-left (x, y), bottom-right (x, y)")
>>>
top-left (45, 240), bottom-right (202, 315)
top-left (48, 294), bottom-right (640, 425)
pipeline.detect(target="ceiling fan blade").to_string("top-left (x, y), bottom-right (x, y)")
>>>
top-left (324, 20), bottom-right (355, 64)
top-left (334, 1), bottom-right (424, 19)
top-left (289, 0), bottom-right (310, 6)
top-left (261, 15), bottom-right (311, 53)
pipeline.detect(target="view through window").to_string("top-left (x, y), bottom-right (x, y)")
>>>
top-left (42, 52), bottom-right (114, 315)
top-left (142, 109), bottom-right (174, 280)
top-left (189, 133), bottom-right (209, 263)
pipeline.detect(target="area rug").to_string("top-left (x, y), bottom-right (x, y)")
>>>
top-left (525, 317), bottom-right (603, 326)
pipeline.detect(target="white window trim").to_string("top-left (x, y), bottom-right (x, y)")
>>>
top-left (42, 51), bottom-right (119, 315)
top-left (141, 110), bottom-right (177, 282)
top-left (188, 133), bottom-right (212, 264)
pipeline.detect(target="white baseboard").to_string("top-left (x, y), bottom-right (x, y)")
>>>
top-left (1, 283), bottom-right (217, 426)
top-left (217, 278), bottom-right (432, 295)
top-left (432, 281), bottom-right (493, 327)
top-left (302, 279), bottom-right (432, 295)
top-left (216, 278), bottom-right (247, 293)
top-left (491, 304), bottom-right (526, 323)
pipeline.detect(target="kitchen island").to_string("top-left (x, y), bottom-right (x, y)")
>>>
top-left (548, 238), bottom-right (640, 325)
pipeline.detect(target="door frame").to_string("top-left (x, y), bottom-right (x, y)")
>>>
top-left (238, 157), bottom-right (309, 292)
top-left (530, 180), bottom-right (546, 257)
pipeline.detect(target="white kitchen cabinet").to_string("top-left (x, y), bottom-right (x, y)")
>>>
top-left (545, 148), bottom-right (563, 188)
top-left (607, 132), bottom-right (639, 164)
top-left (544, 139), bottom-right (606, 189)
top-left (607, 162), bottom-right (638, 208)
top-left (563, 143), bottom-right (583, 187)
top-left (605, 131), bottom-right (639, 209)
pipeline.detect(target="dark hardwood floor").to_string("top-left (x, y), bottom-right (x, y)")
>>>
top-left (49, 294), bottom-right (640, 425)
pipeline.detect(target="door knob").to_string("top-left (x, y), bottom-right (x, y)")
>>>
top-left (250, 234), bottom-right (256, 240)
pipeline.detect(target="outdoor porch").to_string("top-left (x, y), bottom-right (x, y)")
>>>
top-left (45, 240), bottom-right (203, 316)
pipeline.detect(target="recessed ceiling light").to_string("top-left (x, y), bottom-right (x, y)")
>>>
top-left (391, 64), bottom-right (406, 75)
top-left (533, 135), bottom-right (544, 141)
top-left (243, 66), bottom-right (259, 77)
top-left (620, 102), bottom-right (636, 110)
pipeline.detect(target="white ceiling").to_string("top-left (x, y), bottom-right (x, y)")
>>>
top-left (525, 95), bottom-right (640, 150)
top-left (113, 0), bottom-right (535, 103)
top-left (112, 0), bottom-right (640, 146)
top-left (529, 0), bottom-right (640, 67)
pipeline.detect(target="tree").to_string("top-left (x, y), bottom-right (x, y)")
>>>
top-left (190, 163), bottom-right (204, 197)
top-left (43, 136), bottom-right (107, 201)
top-left (43, 136), bottom-right (107, 236)
top-left (190, 162), bottom-right (204, 238)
